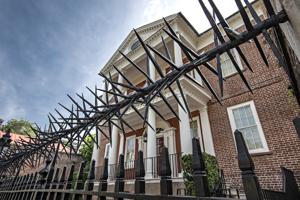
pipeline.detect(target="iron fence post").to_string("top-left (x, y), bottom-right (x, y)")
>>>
top-left (192, 137), bottom-right (209, 197)
top-left (63, 164), bottom-right (74, 200)
top-left (235, 130), bottom-right (263, 200)
top-left (281, 167), bottom-right (300, 199)
top-left (73, 161), bottom-right (86, 200)
top-left (159, 146), bottom-right (173, 195)
top-left (48, 167), bottom-right (60, 200)
top-left (26, 172), bottom-right (37, 200)
top-left (85, 160), bottom-right (95, 200)
top-left (114, 154), bottom-right (125, 200)
top-left (55, 166), bottom-right (66, 200)
top-left (41, 165), bottom-right (55, 200)
top-left (97, 158), bottom-right (108, 200)
top-left (35, 159), bottom-right (51, 200)
top-left (135, 151), bottom-right (145, 194)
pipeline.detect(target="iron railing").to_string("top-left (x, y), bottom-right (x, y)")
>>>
top-left (104, 153), bottom-right (181, 180)
top-left (0, 133), bottom-right (299, 200)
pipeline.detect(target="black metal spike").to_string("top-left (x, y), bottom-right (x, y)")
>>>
top-left (119, 51), bottom-right (154, 84)
top-left (234, 0), bottom-right (269, 67)
top-left (194, 67), bottom-right (222, 104)
top-left (244, 0), bottom-right (287, 68)
top-left (208, 0), bottom-right (253, 73)
top-left (213, 12), bottom-right (224, 97)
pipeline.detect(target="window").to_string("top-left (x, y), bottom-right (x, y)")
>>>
top-left (188, 69), bottom-right (203, 85)
top-left (190, 117), bottom-right (200, 138)
top-left (125, 136), bottom-right (135, 165)
top-left (104, 143), bottom-right (111, 158)
top-left (227, 101), bottom-right (268, 153)
top-left (221, 49), bottom-right (243, 77)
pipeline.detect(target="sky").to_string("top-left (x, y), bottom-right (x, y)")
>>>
top-left (0, 0), bottom-right (246, 126)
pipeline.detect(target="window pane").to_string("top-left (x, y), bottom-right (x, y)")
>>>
top-left (232, 105), bottom-right (263, 150)
top-left (126, 137), bottom-right (135, 163)
top-left (190, 120), bottom-right (198, 138)
top-left (221, 50), bottom-right (241, 77)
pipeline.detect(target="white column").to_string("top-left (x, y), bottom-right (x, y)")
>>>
top-left (108, 72), bottom-right (124, 167)
top-left (178, 95), bottom-right (193, 155)
top-left (119, 134), bottom-right (124, 156)
top-left (146, 52), bottom-right (157, 178)
top-left (108, 122), bottom-right (119, 165)
top-left (117, 71), bottom-right (125, 156)
top-left (199, 107), bottom-right (215, 155)
top-left (91, 129), bottom-right (102, 167)
top-left (174, 33), bottom-right (193, 155)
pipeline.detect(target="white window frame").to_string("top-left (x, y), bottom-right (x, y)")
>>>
top-left (104, 143), bottom-right (111, 158)
top-left (190, 116), bottom-right (204, 151)
top-left (221, 48), bottom-right (243, 78)
top-left (190, 116), bottom-right (202, 139)
top-left (124, 135), bottom-right (136, 164)
top-left (227, 100), bottom-right (269, 154)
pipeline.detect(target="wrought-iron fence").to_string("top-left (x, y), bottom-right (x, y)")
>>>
top-left (106, 153), bottom-right (181, 181)
top-left (0, 0), bottom-right (294, 178)
top-left (0, 0), bottom-right (299, 199)
top-left (0, 132), bottom-right (299, 200)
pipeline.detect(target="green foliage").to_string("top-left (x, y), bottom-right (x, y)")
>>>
top-left (181, 153), bottom-right (220, 196)
top-left (0, 119), bottom-right (35, 136)
top-left (79, 134), bottom-right (95, 163)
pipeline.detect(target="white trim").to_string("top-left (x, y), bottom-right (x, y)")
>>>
top-left (190, 116), bottom-right (204, 152)
top-left (221, 48), bottom-right (243, 78)
top-left (124, 135), bottom-right (136, 164)
top-left (104, 143), bottom-right (111, 158)
top-left (227, 100), bottom-right (269, 154)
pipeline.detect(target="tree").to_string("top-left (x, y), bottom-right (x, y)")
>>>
top-left (79, 134), bottom-right (95, 162)
top-left (0, 119), bottom-right (35, 136)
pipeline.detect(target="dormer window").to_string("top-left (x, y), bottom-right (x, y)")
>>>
top-left (131, 40), bottom-right (140, 51)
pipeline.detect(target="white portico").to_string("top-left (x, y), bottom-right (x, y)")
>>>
top-left (94, 12), bottom-right (216, 179)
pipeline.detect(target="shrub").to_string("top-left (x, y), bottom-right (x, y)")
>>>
top-left (181, 153), bottom-right (220, 195)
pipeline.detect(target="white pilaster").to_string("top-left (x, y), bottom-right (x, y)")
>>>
top-left (146, 52), bottom-right (157, 178)
top-left (178, 95), bottom-right (193, 155)
top-left (108, 122), bottom-right (119, 165)
top-left (199, 107), bottom-right (215, 155)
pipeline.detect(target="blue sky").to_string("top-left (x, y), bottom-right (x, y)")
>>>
top-left (0, 0), bottom-right (242, 126)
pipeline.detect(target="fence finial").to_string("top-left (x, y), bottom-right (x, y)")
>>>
top-left (98, 158), bottom-right (108, 200)
top-left (281, 167), bottom-right (300, 199)
top-left (159, 146), bottom-right (172, 195)
top-left (235, 130), bottom-right (263, 200)
top-left (115, 154), bottom-right (125, 200)
top-left (192, 137), bottom-right (209, 197)
top-left (135, 151), bottom-right (145, 194)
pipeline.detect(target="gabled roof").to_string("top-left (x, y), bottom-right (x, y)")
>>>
top-left (100, 12), bottom-right (200, 74)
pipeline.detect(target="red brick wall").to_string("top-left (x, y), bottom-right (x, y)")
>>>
top-left (202, 26), bottom-right (300, 190)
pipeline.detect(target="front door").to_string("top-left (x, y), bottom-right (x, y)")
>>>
top-left (156, 137), bottom-right (164, 176)
top-left (156, 137), bottom-right (164, 156)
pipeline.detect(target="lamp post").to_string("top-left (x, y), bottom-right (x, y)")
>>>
top-left (0, 129), bottom-right (12, 154)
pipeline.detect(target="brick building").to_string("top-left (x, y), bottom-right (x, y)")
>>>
top-left (0, 131), bottom-right (84, 175)
top-left (92, 0), bottom-right (300, 194)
